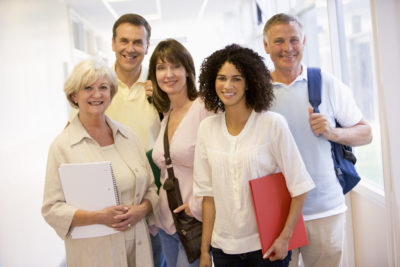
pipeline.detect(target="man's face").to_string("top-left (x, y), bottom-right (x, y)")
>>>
top-left (112, 23), bottom-right (149, 74)
top-left (264, 22), bottom-right (305, 72)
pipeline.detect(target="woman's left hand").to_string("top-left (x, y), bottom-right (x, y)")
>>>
top-left (263, 236), bottom-right (289, 261)
top-left (111, 204), bottom-right (148, 231)
top-left (173, 202), bottom-right (193, 217)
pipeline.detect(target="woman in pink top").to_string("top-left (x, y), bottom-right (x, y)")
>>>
top-left (148, 39), bottom-right (212, 267)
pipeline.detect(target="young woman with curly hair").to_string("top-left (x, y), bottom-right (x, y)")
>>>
top-left (193, 44), bottom-right (315, 267)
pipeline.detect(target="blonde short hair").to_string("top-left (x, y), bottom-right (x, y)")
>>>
top-left (64, 58), bottom-right (118, 108)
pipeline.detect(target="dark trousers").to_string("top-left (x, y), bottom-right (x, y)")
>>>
top-left (211, 247), bottom-right (291, 267)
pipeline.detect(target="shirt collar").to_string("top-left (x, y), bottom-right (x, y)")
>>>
top-left (113, 63), bottom-right (149, 88)
top-left (68, 114), bottom-right (128, 146)
top-left (272, 63), bottom-right (308, 87)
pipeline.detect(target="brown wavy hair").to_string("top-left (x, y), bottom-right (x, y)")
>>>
top-left (148, 39), bottom-right (197, 113)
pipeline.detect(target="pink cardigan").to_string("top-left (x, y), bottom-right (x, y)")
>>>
top-left (152, 98), bottom-right (212, 235)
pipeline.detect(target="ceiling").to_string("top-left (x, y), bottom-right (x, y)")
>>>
top-left (64, 0), bottom-right (242, 39)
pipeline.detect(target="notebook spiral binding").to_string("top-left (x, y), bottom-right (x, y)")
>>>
top-left (109, 163), bottom-right (120, 205)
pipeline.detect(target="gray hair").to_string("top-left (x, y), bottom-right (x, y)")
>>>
top-left (263, 13), bottom-right (304, 42)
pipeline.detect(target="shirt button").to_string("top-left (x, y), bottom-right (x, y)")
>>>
top-left (137, 241), bottom-right (142, 246)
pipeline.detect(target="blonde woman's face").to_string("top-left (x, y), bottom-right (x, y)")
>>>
top-left (72, 77), bottom-right (111, 117)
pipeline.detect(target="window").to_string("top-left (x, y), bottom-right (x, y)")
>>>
top-left (69, 8), bottom-right (111, 66)
top-left (298, 1), bottom-right (333, 74)
top-left (341, 0), bottom-right (383, 187)
top-left (72, 20), bottom-right (85, 51)
top-left (295, 0), bottom-right (383, 188)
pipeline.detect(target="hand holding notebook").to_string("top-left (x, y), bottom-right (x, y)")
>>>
top-left (59, 161), bottom-right (120, 239)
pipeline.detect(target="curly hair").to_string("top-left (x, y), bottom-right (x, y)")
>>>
top-left (198, 44), bottom-right (273, 113)
top-left (148, 38), bottom-right (197, 113)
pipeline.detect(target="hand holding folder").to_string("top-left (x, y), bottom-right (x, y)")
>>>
top-left (249, 172), bottom-right (308, 258)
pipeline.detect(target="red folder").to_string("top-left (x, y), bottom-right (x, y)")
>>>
top-left (249, 172), bottom-right (308, 255)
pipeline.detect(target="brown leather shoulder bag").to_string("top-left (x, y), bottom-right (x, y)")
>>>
top-left (162, 118), bottom-right (202, 263)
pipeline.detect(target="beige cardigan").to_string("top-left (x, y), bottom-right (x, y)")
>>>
top-left (42, 115), bottom-right (159, 267)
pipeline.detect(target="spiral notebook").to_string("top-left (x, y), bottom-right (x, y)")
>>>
top-left (59, 161), bottom-right (120, 239)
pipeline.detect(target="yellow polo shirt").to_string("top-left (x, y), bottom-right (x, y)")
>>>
top-left (106, 66), bottom-right (160, 150)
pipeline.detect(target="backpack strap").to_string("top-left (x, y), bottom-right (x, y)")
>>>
top-left (306, 67), bottom-right (359, 194)
top-left (307, 67), bottom-right (322, 113)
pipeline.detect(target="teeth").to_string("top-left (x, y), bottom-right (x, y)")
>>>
top-left (123, 55), bottom-right (135, 59)
top-left (89, 101), bottom-right (102, 105)
top-left (223, 92), bottom-right (234, 96)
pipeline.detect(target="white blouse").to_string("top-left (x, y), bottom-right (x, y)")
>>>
top-left (193, 110), bottom-right (315, 254)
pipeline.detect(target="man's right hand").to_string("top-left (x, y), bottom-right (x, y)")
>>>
top-left (308, 106), bottom-right (335, 140)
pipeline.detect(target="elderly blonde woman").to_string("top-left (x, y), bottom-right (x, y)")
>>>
top-left (42, 58), bottom-right (158, 267)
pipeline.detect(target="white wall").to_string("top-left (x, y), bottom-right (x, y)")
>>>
top-left (370, 0), bottom-right (400, 265)
top-left (0, 0), bottom-right (72, 266)
top-left (351, 188), bottom-right (388, 266)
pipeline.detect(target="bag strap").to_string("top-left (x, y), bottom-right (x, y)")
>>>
top-left (163, 117), bottom-right (176, 179)
top-left (307, 67), bottom-right (322, 113)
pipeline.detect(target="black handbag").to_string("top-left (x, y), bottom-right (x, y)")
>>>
top-left (162, 118), bottom-right (202, 263)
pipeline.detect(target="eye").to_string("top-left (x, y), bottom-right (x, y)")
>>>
top-left (274, 39), bottom-right (284, 44)
top-left (156, 65), bottom-right (165, 71)
top-left (216, 76), bottom-right (226, 81)
top-left (232, 77), bottom-right (243, 82)
top-left (99, 85), bottom-right (109, 90)
top-left (290, 37), bottom-right (299, 44)
top-left (133, 40), bottom-right (144, 46)
top-left (84, 86), bottom-right (92, 91)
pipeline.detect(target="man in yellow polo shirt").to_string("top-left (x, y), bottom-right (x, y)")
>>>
top-left (109, 13), bottom-right (164, 267)
top-left (107, 13), bottom-right (160, 151)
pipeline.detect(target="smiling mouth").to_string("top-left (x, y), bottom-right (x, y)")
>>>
top-left (123, 54), bottom-right (137, 60)
top-left (222, 92), bottom-right (235, 98)
top-left (164, 80), bottom-right (177, 86)
top-left (88, 101), bottom-right (103, 105)
top-left (281, 54), bottom-right (296, 60)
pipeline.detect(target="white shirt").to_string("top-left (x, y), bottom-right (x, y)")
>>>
top-left (270, 65), bottom-right (363, 220)
top-left (193, 110), bottom-right (315, 254)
